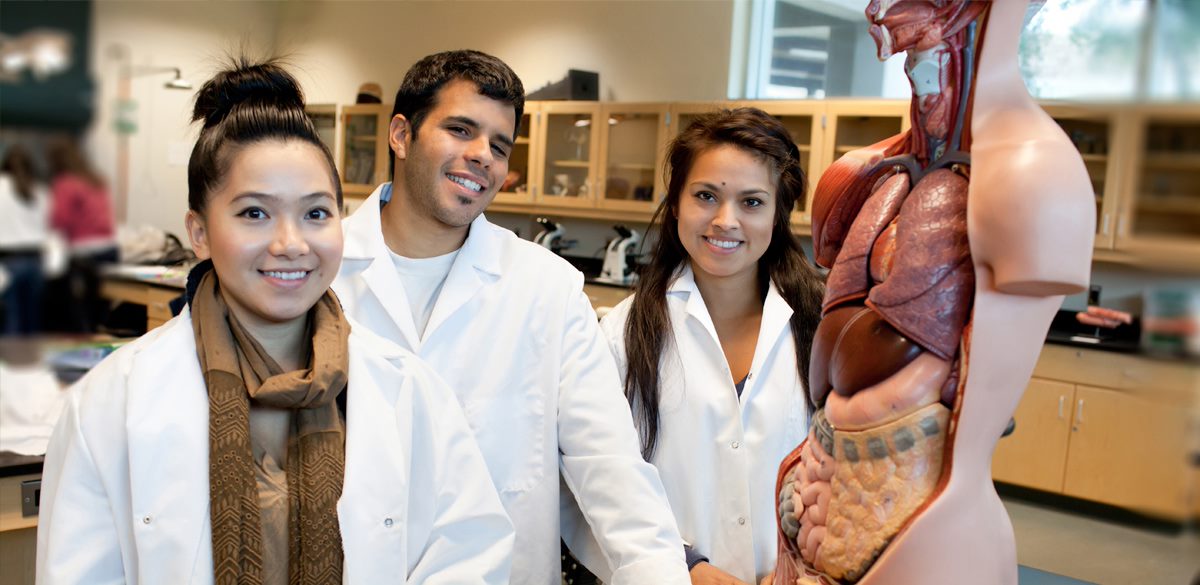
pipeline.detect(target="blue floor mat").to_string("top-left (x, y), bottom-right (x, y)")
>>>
top-left (1019, 565), bottom-right (1096, 585)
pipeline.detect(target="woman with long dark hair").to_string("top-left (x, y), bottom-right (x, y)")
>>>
top-left (37, 59), bottom-right (513, 584)
top-left (599, 108), bottom-right (825, 584)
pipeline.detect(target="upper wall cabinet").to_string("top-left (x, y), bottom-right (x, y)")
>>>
top-left (1117, 105), bottom-right (1200, 260)
top-left (820, 100), bottom-right (910, 174)
top-left (494, 104), bottom-right (541, 205)
top-left (535, 102), bottom-right (602, 209)
top-left (1042, 103), bottom-right (1122, 251)
top-left (748, 101), bottom-right (827, 224)
top-left (306, 104), bottom-right (342, 170)
top-left (597, 103), bottom-right (671, 213)
top-left (341, 104), bottom-right (392, 198)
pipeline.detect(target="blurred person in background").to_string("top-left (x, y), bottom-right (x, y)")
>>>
top-left (0, 144), bottom-right (51, 336)
top-left (48, 138), bottom-right (119, 332)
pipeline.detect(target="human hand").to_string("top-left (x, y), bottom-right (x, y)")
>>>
top-left (1076, 305), bottom-right (1133, 329)
top-left (690, 562), bottom-right (751, 585)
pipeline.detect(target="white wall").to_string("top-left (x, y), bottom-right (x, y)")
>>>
top-left (275, 1), bottom-right (733, 105)
top-left (87, 1), bottom-right (285, 238)
top-left (87, 1), bottom-right (733, 239)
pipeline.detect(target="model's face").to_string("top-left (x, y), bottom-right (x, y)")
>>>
top-left (865, 0), bottom-right (950, 59)
top-left (390, 79), bottom-right (516, 229)
top-left (676, 145), bottom-right (778, 286)
top-left (186, 140), bottom-right (342, 331)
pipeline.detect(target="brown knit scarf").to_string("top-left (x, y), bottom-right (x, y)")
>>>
top-left (190, 266), bottom-right (348, 585)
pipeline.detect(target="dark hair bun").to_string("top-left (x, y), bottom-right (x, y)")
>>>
top-left (192, 59), bottom-right (305, 127)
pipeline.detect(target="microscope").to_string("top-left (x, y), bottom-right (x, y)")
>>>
top-left (533, 217), bottom-right (574, 255)
top-left (596, 224), bottom-right (640, 286)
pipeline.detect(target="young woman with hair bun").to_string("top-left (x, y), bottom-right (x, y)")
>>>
top-left (595, 108), bottom-right (825, 585)
top-left (36, 58), bottom-right (513, 585)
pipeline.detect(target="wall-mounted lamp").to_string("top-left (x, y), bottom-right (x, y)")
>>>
top-left (129, 65), bottom-right (193, 90)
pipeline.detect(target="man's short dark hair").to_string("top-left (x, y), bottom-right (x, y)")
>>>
top-left (392, 50), bottom-right (525, 142)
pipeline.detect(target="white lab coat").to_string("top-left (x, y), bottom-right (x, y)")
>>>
top-left (36, 309), bottom-right (514, 585)
top-left (332, 184), bottom-right (689, 585)
top-left (598, 265), bottom-right (810, 583)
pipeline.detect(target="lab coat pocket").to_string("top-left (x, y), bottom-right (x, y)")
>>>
top-left (462, 388), bottom-right (546, 494)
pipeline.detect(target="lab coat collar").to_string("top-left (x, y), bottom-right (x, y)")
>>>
top-left (342, 183), bottom-right (504, 277)
top-left (341, 183), bottom-right (505, 345)
top-left (666, 263), bottom-right (795, 395)
top-left (342, 185), bottom-right (422, 347)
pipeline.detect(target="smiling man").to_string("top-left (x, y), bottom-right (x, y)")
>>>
top-left (332, 50), bottom-right (689, 585)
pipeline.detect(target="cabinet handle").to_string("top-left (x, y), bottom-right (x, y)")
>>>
top-left (1058, 395), bottom-right (1065, 419)
top-left (1117, 216), bottom-right (1128, 236)
top-left (1076, 399), bottom-right (1084, 424)
top-left (1101, 213), bottom-right (1111, 236)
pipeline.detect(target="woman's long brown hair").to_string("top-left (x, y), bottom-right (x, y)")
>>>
top-left (1, 145), bottom-right (37, 204)
top-left (624, 108), bottom-right (826, 459)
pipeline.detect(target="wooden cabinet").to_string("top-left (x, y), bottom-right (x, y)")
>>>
top-left (340, 103), bottom-right (391, 199)
top-left (992, 378), bottom-right (1075, 493)
top-left (992, 345), bottom-right (1200, 520)
top-left (819, 100), bottom-right (910, 174)
top-left (1062, 384), bottom-right (1192, 519)
top-left (494, 105), bottom-right (541, 205)
top-left (305, 104), bottom-right (342, 171)
top-left (1042, 103), bottom-right (1122, 250)
top-left (535, 102), bottom-right (602, 209)
top-left (597, 103), bottom-right (670, 213)
top-left (1115, 105), bottom-right (1200, 261)
top-left (751, 101), bottom-right (825, 225)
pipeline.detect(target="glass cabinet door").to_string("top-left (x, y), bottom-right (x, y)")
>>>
top-left (341, 104), bottom-right (388, 196)
top-left (1126, 115), bottom-right (1200, 248)
top-left (494, 106), bottom-right (539, 205)
top-left (599, 105), bottom-right (668, 212)
top-left (305, 105), bottom-right (340, 165)
top-left (537, 104), bottom-right (599, 208)
top-left (1045, 106), bottom-right (1118, 250)
top-left (755, 102), bottom-right (823, 223)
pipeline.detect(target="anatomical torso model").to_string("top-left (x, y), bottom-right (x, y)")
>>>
top-left (771, 1), bottom-right (1095, 584)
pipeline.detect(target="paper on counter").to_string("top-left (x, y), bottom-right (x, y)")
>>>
top-left (0, 363), bottom-right (67, 456)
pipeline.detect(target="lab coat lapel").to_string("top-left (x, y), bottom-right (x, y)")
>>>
top-left (125, 312), bottom-right (212, 579)
top-left (422, 214), bottom-right (501, 340)
top-left (745, 281), bottom-right (794, 400)
top-left (342, 185), bottom-right (422, 350)
top-left (670, 264), bottom-right (721, 350)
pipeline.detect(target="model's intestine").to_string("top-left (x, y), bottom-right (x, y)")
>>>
top-left (774, 2), bottom-right (988, 583)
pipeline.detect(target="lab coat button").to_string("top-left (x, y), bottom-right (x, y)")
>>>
top-left (731, 440), bottom-right (741, 449)
top-left (737, 516), bottom-right (746, 525)
top-left (142, 515), bottom-right (152, 525)
top-left (383, 517), bottom-right (394, 528)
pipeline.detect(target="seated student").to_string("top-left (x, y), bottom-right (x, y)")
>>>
top-left (599, 108), bottom-right (825, 584)
top-left (36, 59), bottom-right (513, 585)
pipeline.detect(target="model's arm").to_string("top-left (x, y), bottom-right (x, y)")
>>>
top-left (557, 286), bottom-right (689, 585)
top-left (405, 367), bottom-right (514, 585)
top-left (37, 383), bottom-right (127, 585)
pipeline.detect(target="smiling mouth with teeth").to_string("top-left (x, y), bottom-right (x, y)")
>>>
top-left (262, 270), bottom-right (310, 281)
top-left (448, 174), bottom-right (484, 192)
top-left (704, 236), bottom-right (742, 250)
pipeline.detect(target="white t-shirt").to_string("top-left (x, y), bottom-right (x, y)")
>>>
top-left (389, 247), bottom-right (459, 339)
